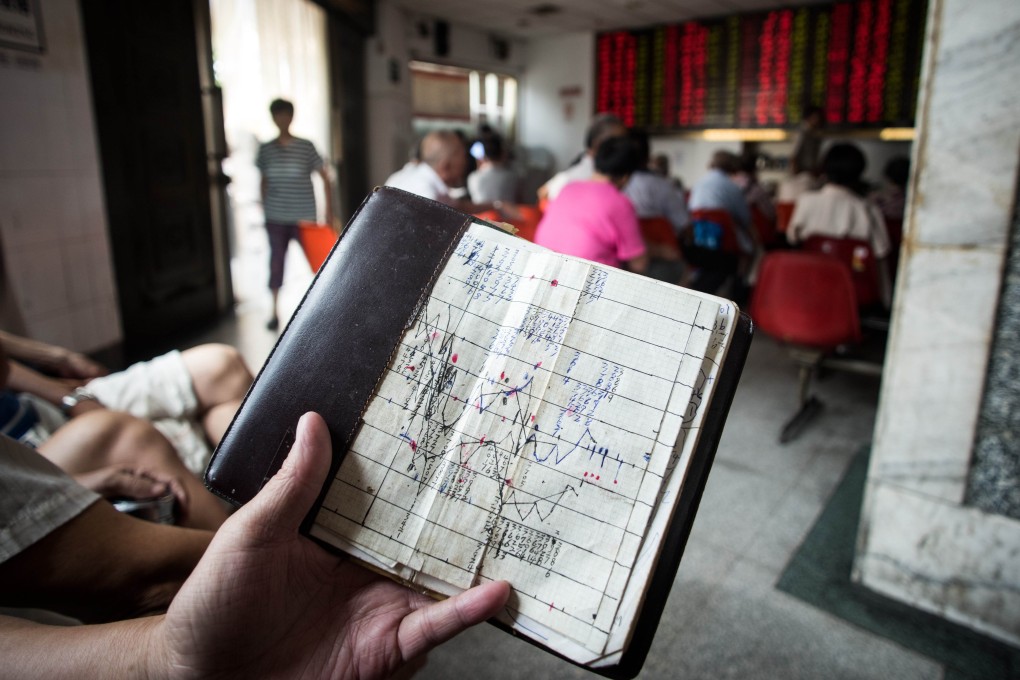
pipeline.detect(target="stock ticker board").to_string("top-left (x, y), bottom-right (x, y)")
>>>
top-left (596, 0), bottom-right (928, 130)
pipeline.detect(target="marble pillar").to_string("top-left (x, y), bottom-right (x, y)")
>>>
top-left (853, 0), bottom-right (1020, 646)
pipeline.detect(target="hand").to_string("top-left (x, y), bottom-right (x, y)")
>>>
top-left (56, 350), bottom-right (108, 379)
top-left (73, 465), bottom-right (189, 511)
top-left (154, 412), bottom-right (510, 680)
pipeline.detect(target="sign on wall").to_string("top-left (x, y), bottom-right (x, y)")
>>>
top-left (596, 0), bottom-right (927, 130)
top-left (0, 0), bottom-right (45, 53)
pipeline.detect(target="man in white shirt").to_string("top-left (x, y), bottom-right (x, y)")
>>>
top-left (537, 114), bottom-right (626, 202)
top-left (385, 131), bottom-right (513, 218)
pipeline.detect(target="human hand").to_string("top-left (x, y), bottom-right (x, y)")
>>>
top-left (57, 350), bottom-right (108, 379)
top-left (73, 466), bottom-right (190, 519)
top-left (153, 412), bottom-right (510, 680)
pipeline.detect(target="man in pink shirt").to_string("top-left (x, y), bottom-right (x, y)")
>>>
top-left (534, 136), bottom-right (649, 274)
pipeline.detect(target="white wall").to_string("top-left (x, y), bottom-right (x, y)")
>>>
top-left (0, 0), bottom-right (121, 351)
top-left (518, 32), bottom-right (594, 174)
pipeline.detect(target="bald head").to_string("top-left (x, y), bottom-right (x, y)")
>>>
top-left (421, 131), bottom-right (468, 188)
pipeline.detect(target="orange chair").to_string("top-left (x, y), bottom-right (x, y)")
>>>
top-left (801, 236), bottom-right (883, 309)
top-left (297, 221), bottom-right (339, 273)
top-left (750, 251), bottom-right (880, 442)
top-left (473, 204), bottom-right (543, 242)
top-left (513, 204), bottom-right (543, 242)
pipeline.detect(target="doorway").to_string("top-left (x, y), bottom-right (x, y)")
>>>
top-left (209, 0), bottom-right (333, 327)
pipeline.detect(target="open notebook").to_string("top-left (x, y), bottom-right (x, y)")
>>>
top-left (206, 187), bottom-right (751, 678)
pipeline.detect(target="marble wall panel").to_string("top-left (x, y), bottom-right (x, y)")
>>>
top-left (855, 481), bottom-right (1020, 646)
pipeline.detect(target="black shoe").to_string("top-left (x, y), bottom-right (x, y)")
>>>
top-left (266, 316), bottom-right (279, 330)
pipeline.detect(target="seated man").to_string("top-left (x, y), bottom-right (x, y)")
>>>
top-left (0, 340), bottom-right (231, 529)
top-left (384, 130), bottom-right (515, 219)
top-left (1, 332), bottom-right (252, 476)
top-left (0, 412), bottom-right (510, 677)
top-left (0, 431), bottom-right (214, 622)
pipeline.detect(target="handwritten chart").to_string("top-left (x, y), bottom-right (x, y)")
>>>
top-left (310, 224), bottom-right (732, 659)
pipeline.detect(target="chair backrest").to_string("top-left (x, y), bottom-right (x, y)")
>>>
top-left (513, 204), bottom-right (543, 242)
top-left (639, 216), bottom-right (679, 249)
top-left (750, 204), bottom-right (778, 248)
top-left (800, 236), bottom-right (882, 308)
top-left (750, 251), bottom-right (861, 348)
top-left (776, 201), bottom-right (795, 233)
top-left (473, 205), bottom-right (543, 242)
top-left (688, 208), bottom-right (740, 253)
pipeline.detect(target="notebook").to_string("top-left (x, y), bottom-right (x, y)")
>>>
top-left (206, 186), bottom-right (752, 678)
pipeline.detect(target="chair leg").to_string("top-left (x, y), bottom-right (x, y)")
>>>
top-left (780, 395), bottom-right (824, 443)
top-left (779, 356), bottom-right (825, 443)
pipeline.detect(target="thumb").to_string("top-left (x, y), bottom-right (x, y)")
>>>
top-left (245, 411), bottom-right (333, 535)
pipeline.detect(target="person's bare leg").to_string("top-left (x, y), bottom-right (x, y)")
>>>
top-left (0, 499), bottom-right (211, 622)
top-left (180, 343), bottom-right (253, 445)
top-left (38, 411), bottom-right (229, 530)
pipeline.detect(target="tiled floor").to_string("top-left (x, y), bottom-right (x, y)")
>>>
top-left (194, 249), bottom-right (948, 678)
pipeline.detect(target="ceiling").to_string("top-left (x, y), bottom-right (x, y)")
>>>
top-left (392, 0), bottom-right (832, 39)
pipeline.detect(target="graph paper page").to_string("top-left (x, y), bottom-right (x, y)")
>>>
top-left (310, 223), bottom-right (726, 660)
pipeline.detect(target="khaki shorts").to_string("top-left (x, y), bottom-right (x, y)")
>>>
top-left (87, 350), bottom-right (211, 475)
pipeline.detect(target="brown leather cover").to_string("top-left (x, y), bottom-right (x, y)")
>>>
top-left (205, 187), bottom-right (474, 506)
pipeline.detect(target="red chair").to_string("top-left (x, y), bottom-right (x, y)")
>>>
top-left (801, 236), bottom-right (883, 309)
top-left (750, 251), bottom-right (880, 442)
top-left (750, 204), bottom-right (778, 248)
top-left (776, 201), bottom-right (795, 233)
top-left (688, 209), bottom-right (741, 253)
top-left (639, 216), bottom-right (680, 249)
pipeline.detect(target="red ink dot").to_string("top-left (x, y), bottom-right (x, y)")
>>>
top-left (410, 440), bottom-right (417, 452)
top-left (548, 601), bottom-right (554, 611)
top-left (505, 478), bottom-right (513, 486)
top-left (614, 480), bottom-right (618, 484)
top-left (530, 414), bottom-right (536, 422)
top-left (583, 472), bottom-right (588, 477)
top-left (406, 365), bottom-right (415, 371)
top-left (431, 331), bottom-right (438, 340)
top-left (451, 353), bottom-right (458, 363)
top-left (596, 475), bottom-right (600, 481)
top-left (551, 279), bottom-right (558, 287)
top-left (500, 371), bottom-right (505, 380)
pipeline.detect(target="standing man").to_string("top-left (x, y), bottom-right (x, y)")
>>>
top-left (256, 99), bottom-right (332, 331)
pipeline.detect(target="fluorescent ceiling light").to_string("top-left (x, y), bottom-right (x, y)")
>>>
top-left (880, 127), bottom-right (915, 140)
top-left (702, 129), bottom-right (788, 141)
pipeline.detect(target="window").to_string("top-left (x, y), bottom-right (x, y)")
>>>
top-left (410, 61), bottom-right (517, 141)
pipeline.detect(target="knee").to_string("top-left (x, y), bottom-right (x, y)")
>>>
top-left (206, 344), bottom-right (252, 388)
top-left (184, 344), bottom-right (253, 398)
top-left (112, 415), bottom-right (176, 459)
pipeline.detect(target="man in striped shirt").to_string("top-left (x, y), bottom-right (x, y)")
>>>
top-left (256, 99), bottom-right (333, 330)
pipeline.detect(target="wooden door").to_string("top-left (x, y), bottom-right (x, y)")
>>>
top-left (80, 0), bottom-right (225, 353)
